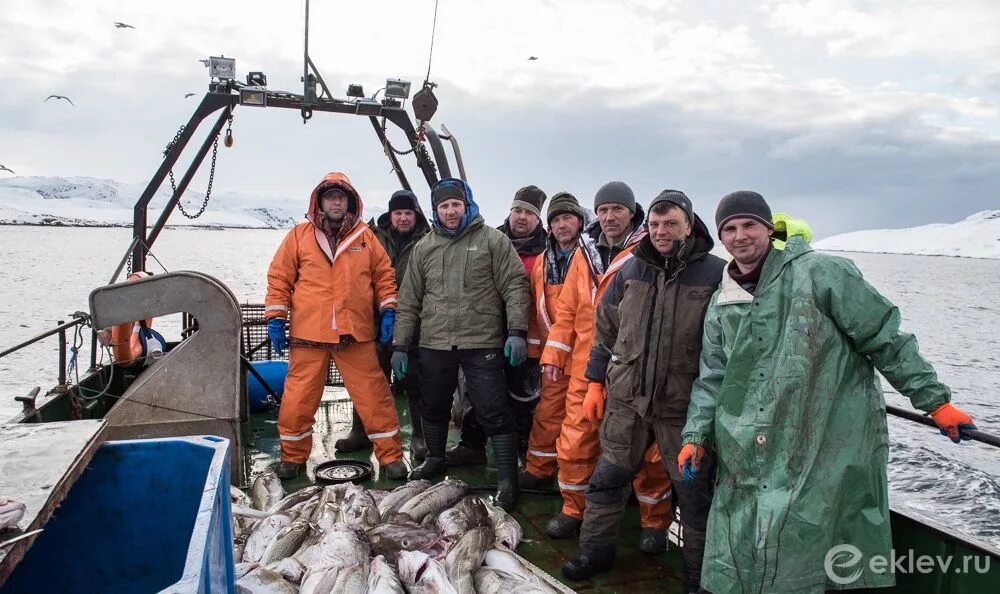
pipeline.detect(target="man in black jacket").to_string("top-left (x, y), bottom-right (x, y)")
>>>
top-left (561, 191), bottom-right (724, 594)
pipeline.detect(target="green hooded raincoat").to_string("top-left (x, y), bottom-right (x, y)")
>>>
top-left (682, 228), bottom-right (951, 594)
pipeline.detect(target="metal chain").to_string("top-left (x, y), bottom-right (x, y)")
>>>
top-left (164, 114), bottom-right (233, 220)
top-left (379, 118), bottom-right (416, 156)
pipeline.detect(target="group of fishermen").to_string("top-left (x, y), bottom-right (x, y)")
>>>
top-left (264, 172), bottom-right (978, 594)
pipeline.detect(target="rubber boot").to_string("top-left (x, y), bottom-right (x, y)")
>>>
top-left (335, 409), bottom-right (372, 453)
top-left (445, 443), bottom-right (487, 466)
top-left (639, 527), bottom-right (667, 554)
top-left (561, 543), bottom-right (616, 581)
top-left (409, 420), bottom-right (448, 480)
top-left (545, 512), bottom-right (582, 539)
top-left (492, 433), bottom-right (520, 511)
top-left (518, 470), bottom-right (554, 490)
top-left (275, 461), bottom-right (304, 480)
top-left (408, 396), bottom-right (427, 463)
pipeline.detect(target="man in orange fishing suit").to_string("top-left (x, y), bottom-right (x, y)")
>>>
top-left (264, 172), bottom-right (406, 481)
top-left (539, 181), bottom-right (672, 550)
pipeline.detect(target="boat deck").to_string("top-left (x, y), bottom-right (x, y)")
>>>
top-left (249, 387), bottom-right (689, 593)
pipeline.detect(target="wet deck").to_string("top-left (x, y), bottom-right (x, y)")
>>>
top-left (248, 388), bottom-right (688, 593)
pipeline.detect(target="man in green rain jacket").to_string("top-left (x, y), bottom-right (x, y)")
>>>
top-left (678, 191), bottom-right (978, 593)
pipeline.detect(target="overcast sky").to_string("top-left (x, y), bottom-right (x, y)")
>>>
top-left (2, 0), bottom-right (998, 237)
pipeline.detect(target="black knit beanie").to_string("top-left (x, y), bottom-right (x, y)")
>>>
top-left (715, 190), bottom-right (773, 236)
top-left (648, 189), bottom-right (693, 224)
top-left (593, 181), bottom-right (636, 213)
top-left (388, 189), bottom-right (419, 212)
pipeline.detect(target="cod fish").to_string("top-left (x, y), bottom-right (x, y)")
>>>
top-left (267, 556), bottom-right (306, 584)
top-left (341, 483), bottom-right (381, 528)
top-left (236, 566), bottom-right (297, 594)
top-left (0, 499), bottom-right (26, 531)
top-left (259, 518), bottom-right (313, 565)
top-left (377, 479), bottom-right (432, 517)
top-left (483, 549), bottom-right (555, 590)
top-left (295, 522), bottom-right (370, 569)
top-left (367, 555), bottom-right (405, 593)
top-left (243, 512), bottom-right (294, 563)
top-left (231, 486), bottom-right (251, 508)
top-left (266, 485), bottom-right (322, 514)
top-left (398, 550), bottom-right (458, 594)
top-left (436, 496), bottom-right (490, 538)
top-left (394, 478), bottom-right (468, 524)
top-left (300, 562), bottom-right (367, 594)
top-left (251, 471), bottom-right (285, 511)
top-left (445, 526), bottom-right (495, 594)
top-left (474, 568), bottom-right (556, 594)
top-left (367, 523), bottom-right (441, 563)
top-left (483, 499), bottom-right (523, 549)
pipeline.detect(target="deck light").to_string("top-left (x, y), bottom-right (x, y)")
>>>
top-left (209, 56), bottom-right (236, 80)
top-left (347, 84), bottom-right (365, 98)
top-left (240, 87), bottom-right (267, 106)
top-left (384, 79), bottom-right (411, 100)
top-left (247, 72), bottom-right (267, 87)
top-left (355, 100), bottom-right (381, 116)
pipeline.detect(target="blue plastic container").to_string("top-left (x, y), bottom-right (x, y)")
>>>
top-left (247, 360), bottom-right (288, 412)
top-left (2, 436), bottom-right (235, 594)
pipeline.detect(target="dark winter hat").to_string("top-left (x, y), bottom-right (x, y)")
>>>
top-left (715, 190), bottom-right (774, 236)
top-left (431, 181), bottom-right (467, 208)
top-left (546, 192), bottom-right (586, 224)
top-left (388, 189), bottom-right (419, 213)
top-left (593, 181), bottom-right (636, 213)
top-left (321, 186), bottom-right (357, 214)
top-left (511, 185), bottom-right (547, 218)
top-left (648, 189), bottom-right (693, 224)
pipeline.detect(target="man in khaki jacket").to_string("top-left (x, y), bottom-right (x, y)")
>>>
top-left (392, 177), bottom-right (531, 509)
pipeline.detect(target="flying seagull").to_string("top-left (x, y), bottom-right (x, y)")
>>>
top-left (0, 164), bottom-right (14, 174)
top-left (45, 95), bottom-right (75, 105)
top-left (114, 22), bottom-right (135, 29)
top-left (184, 93), bottom-right (197, 98)
top-left (528, 56), bottom-right (538, 61)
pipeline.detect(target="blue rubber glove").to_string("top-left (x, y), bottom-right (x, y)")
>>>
top-left (267, 318), bottom-right (288, 357)
top-left (391, 351), bottom-right (408, 379)
top-left (503, 336), bottom-right (527, 366)
top-left (379, 309), bottom-right (396, 345)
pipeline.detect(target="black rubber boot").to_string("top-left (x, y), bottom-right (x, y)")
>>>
top-left (561, 543), bottom-right (616, 581)
top-left (518, 470), bottom-right (554, 490)
top-left (408, 397), bottom-right (427, 463)
top-left (639, 527), bottom-right (667, 554)
top-left (275, 461), bottom-right (304, 480)
top-left (492, 433), bottom-right (520, 510)
top-left (545, 512), bottom-right (582, 539)
top-left (445, 443), bottom-right (487, 466)
top-left (409, 420), bottom-right (448, 480)
top-left (382, 460), bottom-right (408, 480)
top-left (335, 409), bottom-right (372, 453)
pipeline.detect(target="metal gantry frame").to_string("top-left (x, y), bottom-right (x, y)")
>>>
top-left (111, 85), bottom-right (461, 279)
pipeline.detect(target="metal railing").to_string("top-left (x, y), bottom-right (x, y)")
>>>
top-left (0, 316), bottom-right (95, 390)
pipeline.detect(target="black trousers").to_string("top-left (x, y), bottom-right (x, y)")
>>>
top-left (418, 347), bottom-right (516, 436)
top-left (457, 357), bottom-right (540, 449)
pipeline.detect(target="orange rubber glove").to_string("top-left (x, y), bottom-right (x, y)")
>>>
top-left (930, 402), bottom-right (977, 444)
top-left (677, 443), bottom-right (706, 485)
top-left (582, 382), bottom-right (606, 422)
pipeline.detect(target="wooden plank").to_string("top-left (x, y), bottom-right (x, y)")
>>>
top-left (0, 420), bottom-right (107, 586)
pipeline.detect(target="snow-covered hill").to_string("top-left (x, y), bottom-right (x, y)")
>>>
top-left (815, 210), bottom-right (1000, 259)
top-left (0, 176), bottom-right (387, 229)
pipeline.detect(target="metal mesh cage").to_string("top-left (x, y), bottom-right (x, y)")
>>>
top-left (238, 303), bottom-right (344, 386)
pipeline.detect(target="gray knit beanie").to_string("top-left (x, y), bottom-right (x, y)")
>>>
top-left (593, 181), bottom-right (636, 213)
top-left (715, 190), bottom-right (773, 236)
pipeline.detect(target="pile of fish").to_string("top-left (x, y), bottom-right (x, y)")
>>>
top-left (231, 473), bottom-right (563, 594)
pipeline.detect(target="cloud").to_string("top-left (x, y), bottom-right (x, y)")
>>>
top-left (1, 0), bottom-right (999, 239)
